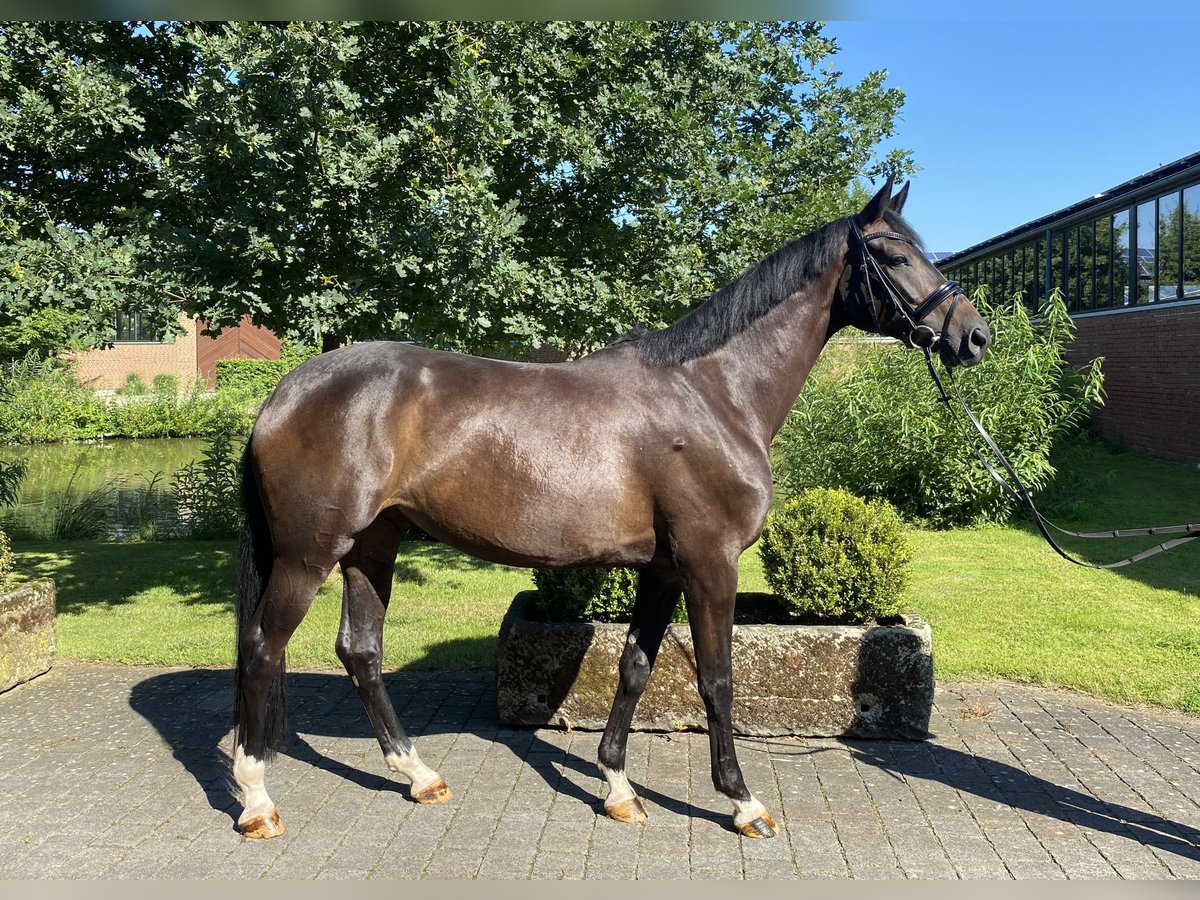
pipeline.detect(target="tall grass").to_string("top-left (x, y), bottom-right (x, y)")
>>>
top-left (48, 463), bottom-right (114, 540)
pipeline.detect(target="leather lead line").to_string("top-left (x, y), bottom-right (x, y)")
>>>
top-left (849, 220), bottom-right (1197, 569)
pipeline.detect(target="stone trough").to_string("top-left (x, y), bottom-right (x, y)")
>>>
top-left (495, 590), bottom-right (933, 739)
top-left (1, 580), bottom-right (57, 694)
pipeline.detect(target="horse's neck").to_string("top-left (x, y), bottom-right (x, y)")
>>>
top-left (699, 264), bottom-right (844, 446)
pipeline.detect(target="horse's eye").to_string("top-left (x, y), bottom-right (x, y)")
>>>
top-left (890, 254), bottom-right (909, 267)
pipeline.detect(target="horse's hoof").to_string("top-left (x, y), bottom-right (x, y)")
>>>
top-left (239, 810), bottom-right (286, 840)
top-left (413, 778), bottom-right (452, 805)
top-left (605, 797), bottom-right (647, 824)
top-left (736, 812), bottom-right (778, 839)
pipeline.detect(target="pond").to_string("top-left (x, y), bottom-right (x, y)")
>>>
top-left (0, 438), bottom-right (218, 540)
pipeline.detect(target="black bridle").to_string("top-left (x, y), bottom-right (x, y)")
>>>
top-left (848, 219), bottom-right (1200, 570)
top-left (849, 218), bottom-right (966, 352)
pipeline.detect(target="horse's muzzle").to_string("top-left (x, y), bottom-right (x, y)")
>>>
top-left (959, 324), bottom-right (991, 367)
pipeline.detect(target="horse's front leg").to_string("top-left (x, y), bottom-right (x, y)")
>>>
top-left (597, 564), bottom-right (682, 824)
top-left (683, 553), bottom-right (778, 839)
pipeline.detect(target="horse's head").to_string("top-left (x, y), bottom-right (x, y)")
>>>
top-left (841, 178), bottom-right (991, 368)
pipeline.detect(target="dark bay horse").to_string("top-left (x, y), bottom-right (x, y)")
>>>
top-left (231, 178), bottom-right (991, 840)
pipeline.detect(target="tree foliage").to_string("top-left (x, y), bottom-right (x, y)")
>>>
top-left (0, 22), bottom-right (192, 359)
top-left (2, 21), bottom-right (911, 357)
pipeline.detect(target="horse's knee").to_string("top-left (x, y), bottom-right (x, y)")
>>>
top-left (239, 629), bottom-right (280, 682)
top-left (696, 671), bottom-right (733, 712)
top-left (335, 634), bottom-right (381, 678)
top-left (619, 641), bottom-right (652, 694)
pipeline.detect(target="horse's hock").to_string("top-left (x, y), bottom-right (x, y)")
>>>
top-left (496, 591), bottom-right (934, 739)
top-left (0, 581), bottom-right (57, 694)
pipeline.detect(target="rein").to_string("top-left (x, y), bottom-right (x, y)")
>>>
top-left (851, 222), bottom-right (1200, 570)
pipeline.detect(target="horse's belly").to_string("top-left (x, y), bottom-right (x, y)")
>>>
top-left (393, 468), bottom-right (657, 569)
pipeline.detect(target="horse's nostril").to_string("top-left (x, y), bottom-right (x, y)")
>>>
top-left (969, 327), bottom-right (990, 351)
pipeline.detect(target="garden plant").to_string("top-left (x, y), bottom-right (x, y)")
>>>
top-left (776, 289), bottom-right (1104, 527)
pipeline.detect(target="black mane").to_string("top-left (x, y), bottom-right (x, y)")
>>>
top-left (632, 209), bottom-right (922, 367)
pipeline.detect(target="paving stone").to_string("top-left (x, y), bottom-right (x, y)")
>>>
top-left (4, 662), bottom-right (1200, 880)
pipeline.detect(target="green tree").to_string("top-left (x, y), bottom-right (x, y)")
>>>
top-left (0, 22), bottom-right (193, 359)
top-left (145, 21), bottom-right (911, 354)
top-left (4, 21), bottom-right (911, 358)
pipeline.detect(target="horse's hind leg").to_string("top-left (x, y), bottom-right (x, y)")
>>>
top-left (597, 564), bottom-right (681, 824)
top-left (335, 514), bottom-right (451, 804)
top-left (683, 551), bottom-right (778, 839)
top-left (234, 556), bottom-right (331, 839)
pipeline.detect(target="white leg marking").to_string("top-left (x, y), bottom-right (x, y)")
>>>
top-left (385, 748), bottom-right (441, 793)
top-left (731, 794), bottom-right (769, 828)
top-left (233, 744), bottom-right (274, 824)
top-left (599, 763), bottom-right (636, 808)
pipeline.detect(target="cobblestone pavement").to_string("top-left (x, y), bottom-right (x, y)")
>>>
top-left (1, 660), bottom-right (1198, 880)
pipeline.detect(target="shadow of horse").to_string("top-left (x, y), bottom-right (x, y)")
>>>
top-left (128, 661), bottom-right (1200, 857)
top-left (847, 741), bottom-right (1200, 862)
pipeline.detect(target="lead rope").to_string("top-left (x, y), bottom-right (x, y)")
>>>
top-left (921, 347), bottom-right (1200, 569)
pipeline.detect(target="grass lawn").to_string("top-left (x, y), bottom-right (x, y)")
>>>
top-left (10, 437), bottom-right (1199, 714)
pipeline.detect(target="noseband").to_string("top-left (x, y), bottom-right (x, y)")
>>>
top-left (848, 220), bottom-right (965, 351)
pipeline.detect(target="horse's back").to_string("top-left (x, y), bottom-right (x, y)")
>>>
top-left (249, 341), bottom-right (668, 568)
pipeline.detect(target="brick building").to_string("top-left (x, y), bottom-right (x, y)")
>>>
top-left (74, 314), bottom-right (281, 391)
top-left (935, 151), bottom-right (1200, 464)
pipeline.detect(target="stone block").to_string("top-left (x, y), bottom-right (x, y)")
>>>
top-left (495, 591), bottom-right (932, 739)
top-left (0, 580), bottom-right (57, 693)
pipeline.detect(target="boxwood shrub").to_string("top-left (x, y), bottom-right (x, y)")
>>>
top-left (759, 488), bottom-right (911, 622)
top-left (529, 567), bottom-right (640, 623)
top-left (529, 567), bottom-right (691, 624)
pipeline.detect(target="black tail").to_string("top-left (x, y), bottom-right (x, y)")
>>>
top-left (232, 434), bottom-right (288, 758)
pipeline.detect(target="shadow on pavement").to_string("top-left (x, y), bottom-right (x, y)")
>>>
top-left (129, 667), bottom-right (1200, 857)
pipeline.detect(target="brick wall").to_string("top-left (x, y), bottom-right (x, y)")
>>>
top-left (74, 316), bottom-right (200, 391)
top-left (1065, 303), bottom-right (1200, 463)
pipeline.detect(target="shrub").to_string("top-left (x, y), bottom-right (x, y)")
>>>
top-left (0, 352), bottom-right (252, 443)
top-left (216, 342), bottom-right (320, 410)
top-left (152, 373), bottom-right (179, 395)
top-left (117, 373), bottom-right (147, 396)
top-left (530, 567), bottom-right (689, 624)
top-left (0, 457), bottom-right (20, 588)
top-left (0, 353), bottom-right (112, 442)
top-left (0, 527), bottom-right (13, 588)
top-left (170, 429), bottom-right (243, 538)
top-left (215, 357), bottom-right (286, 406)
top-left (50, 484), bottom-right (114, 540)
top-left (0, 459), bottom-right (25, 508)
top-left (759, 488), bottom-right (911, 622)
top-left (776, 289), bottom-right (1104, 527)
top-left (530, 567), bottom-right (641, 623)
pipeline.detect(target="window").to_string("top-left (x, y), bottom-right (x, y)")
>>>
top-left (1112, 210), bottom-right (1130, 306)
top-left (1080, 222), bottom-right (1097, 310)
top-left (1158, 190), bottom-right (1181, 302)
top-left (114, 311), bottom-right (163, 343)
top-left (1091, 215), bottom-right (1111, 309)
top-left (1033, 237), bottom-right (1044, 305)
top-left (1066, 227), bottom-right (1078, 310)
top-left (1183, 184), bottom-right (1200, 299)
top-left (1136, 199), bottom-right (1156, 304)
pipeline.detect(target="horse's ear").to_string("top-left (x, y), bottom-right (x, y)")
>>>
top-left (890, 180), bottom-right (910, 214)
top-left (857, 175), bottom-right (895, 225)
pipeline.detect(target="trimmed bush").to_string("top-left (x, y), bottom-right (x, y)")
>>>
top-left (529, 568), bottom-right (641, 623)
top-left (529, 567), bottom-right (690, 624)
top-left (215, 357), bottom-right (286, 405)
top-left (759, 488), bottom-right (911, 622)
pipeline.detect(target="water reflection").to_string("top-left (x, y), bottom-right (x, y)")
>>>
top-left (0, 438), bottom-right (210, 540)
